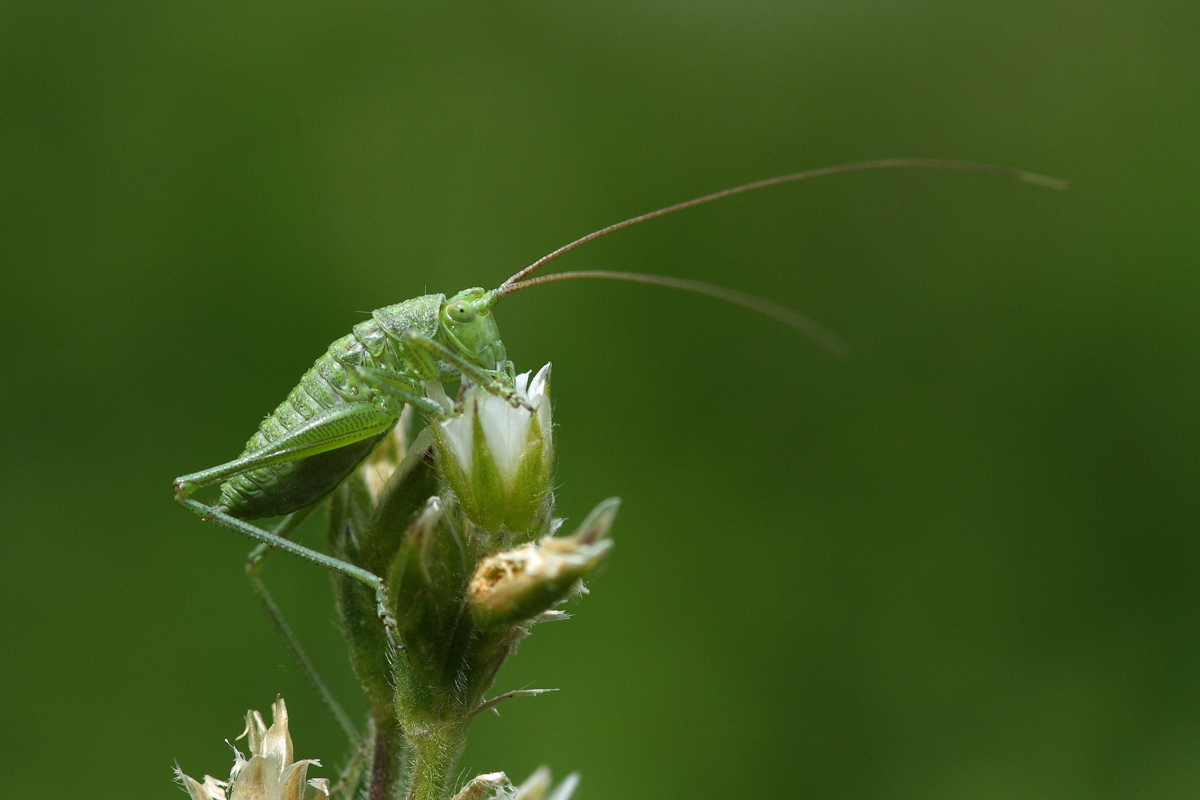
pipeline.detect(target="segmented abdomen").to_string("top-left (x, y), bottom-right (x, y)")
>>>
top-left (216, 314), bottom-right (420, 519)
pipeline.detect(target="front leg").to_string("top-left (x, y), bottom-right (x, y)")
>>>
top-left (401, 332), bottom-right (534, 411)
top-left (354, 365), bottom-right (450, 421)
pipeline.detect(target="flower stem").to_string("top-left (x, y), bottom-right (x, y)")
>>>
top-left (405, 721), bottom-right (468, 800)
top-left (369, 714), bottom-right (405, 800)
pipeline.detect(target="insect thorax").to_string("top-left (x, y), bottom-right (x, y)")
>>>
top-left (372, 293), bottom-right (443, 342)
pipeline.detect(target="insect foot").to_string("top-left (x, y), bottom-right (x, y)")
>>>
top-left (503, 386), bottom-right (538, 413)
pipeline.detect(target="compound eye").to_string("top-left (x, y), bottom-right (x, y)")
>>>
top-left (448, 301), bottom-right (476, 323)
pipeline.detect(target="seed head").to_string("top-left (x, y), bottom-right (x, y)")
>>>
top-left (174, 697), bottom-right (328, 800)
top-left (469, 498), bottom-right (617, 631)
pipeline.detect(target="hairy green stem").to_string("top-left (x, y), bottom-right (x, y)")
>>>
top-left (405, 721), bottom-right (468, 800)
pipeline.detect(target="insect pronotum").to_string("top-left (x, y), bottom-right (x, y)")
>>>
top-left (174, 158), bottom-right (1065, 606)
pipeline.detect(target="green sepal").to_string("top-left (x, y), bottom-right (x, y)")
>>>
top-left (506, 411), bottom-right (552, 542)
top-left (467, 410), bottom-right (507, 532)
top-left (364, 427), bottom-right (440, 574)
top-left (387, 498), bottom-right (472, 702)
top-left (326, 473), bottom-right (396, 718)
top-left (327, 427), bottom-right (441, 720)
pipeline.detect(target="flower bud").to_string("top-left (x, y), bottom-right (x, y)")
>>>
top-left (387, 495), bottom-right (471, 680)
top-left (434, 363), bottom-right (553, 536)
top-left (325, 427), bottom-right (440, 721)
top-left (469, 498), bottom-right (617, 631)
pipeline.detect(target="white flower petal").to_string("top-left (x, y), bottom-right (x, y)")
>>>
top-left (439, 397), bottom-right (476, 479)
top-left (544, 773), bottom-right (580, 800)
top-left (513, 369), bottom-right (532, 396)
top-left (528, 363), bottom-right (550, 400)
top-left (513, 766), bottom-right (551, 800)
top-left (476, 393), bottom-right (532, 484)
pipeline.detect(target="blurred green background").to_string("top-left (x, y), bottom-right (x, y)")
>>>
top-left (2, 1), bottom-right (1197, 798)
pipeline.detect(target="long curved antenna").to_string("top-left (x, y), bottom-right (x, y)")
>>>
top-left (500, 269), bottom-right (852, 358)
top-left (497, 158), bottom-right (1067, 289)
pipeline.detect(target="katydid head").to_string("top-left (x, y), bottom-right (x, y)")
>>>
top-left (488, 159), bottom-right (1065, 357)
top-left (439, 287), bottom-right (507, 369)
